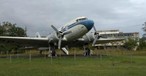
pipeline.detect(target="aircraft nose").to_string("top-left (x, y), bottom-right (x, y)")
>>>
top-left (83, 20), bottom-right (94, 31)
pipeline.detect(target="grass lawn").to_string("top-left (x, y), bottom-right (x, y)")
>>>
top-left (0, 50), bottom-right (146, 76)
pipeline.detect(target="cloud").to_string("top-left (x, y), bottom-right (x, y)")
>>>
top-left (0, 0), bottom-right (146, 36)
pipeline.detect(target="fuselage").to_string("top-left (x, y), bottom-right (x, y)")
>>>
top-left (48, 17), bottom-right (94, 42)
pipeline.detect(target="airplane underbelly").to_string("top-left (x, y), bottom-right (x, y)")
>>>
top-left (64, 24), bottom-right (88, 41)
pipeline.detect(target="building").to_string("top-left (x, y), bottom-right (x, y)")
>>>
top-left (95, 29), bottom-right (139, 50)
top-left (97, 30), bottom-right (139, 39)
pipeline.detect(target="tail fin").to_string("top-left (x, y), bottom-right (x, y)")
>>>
top-left (35, 32), bottom-right (41, 38)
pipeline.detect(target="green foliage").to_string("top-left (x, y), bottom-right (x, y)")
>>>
top-left (138, 38), bottom-right (146, 50)
top-left (0, 21), bottom-right (27, 36)
top-left (123, 38), bottom-right (138, 50)
top-left (0, 43), bottom-right (19, 54)
top-left (0, 26), bottom-right (4, 35)
top-left (0, 21), bottom-right (27, 53)
top-left (0, 55), bottom-right (146, 76)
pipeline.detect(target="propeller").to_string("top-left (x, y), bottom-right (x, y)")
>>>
top-left (92, 25), bottom-right (100, 46)
top-left (51, 25), bottom-right (71, 49)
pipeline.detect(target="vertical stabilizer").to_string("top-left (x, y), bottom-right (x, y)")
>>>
top-left (35, 32), bottom-right (41, 38)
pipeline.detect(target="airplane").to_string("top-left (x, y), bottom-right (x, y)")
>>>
top-left (0, 17), bottom-right (95, 55)
top-left (0, 16), bottom-right (124, 56)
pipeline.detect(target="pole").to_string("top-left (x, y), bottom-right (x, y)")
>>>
top-left (9, 54), bottom-right (12, 63)
top-left (29, 50), bottom-right (31, 62)
top-left (74, 48), bottom-right (76, 61)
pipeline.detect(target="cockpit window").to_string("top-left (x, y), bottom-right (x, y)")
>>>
top-left (76, 18), bottom-right (87, 22)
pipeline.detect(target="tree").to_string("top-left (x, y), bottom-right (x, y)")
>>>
top-left (0, 21), bottom-right (27, 36)
top-left (140, 22), bottom-right (146, 50)
top-left (142, 22), bottom-right (146, 32)
top-left (123, 38), bottom-right (138, 51)
top-left (0, 26), bottom-right (4, 35)
top-left (142, 22), bottom-right (146, 38)
top-left (8, 26), bottom-right (27, 37)
top-left (138, 38), bottom-right (146, 50)
top-left (0, 21), bottom-right (27, 54)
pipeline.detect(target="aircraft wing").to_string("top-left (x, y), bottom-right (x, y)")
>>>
top-left (0, 36), bottom-right (125, 48)
top-left (62, 38), bottom-right (125, 48)
top-left (95, 38), bottom-right (125, 44)
top-left (76, 37), bottom-right (125, 45)
top-left (0, 36), bottom-right (49, 47)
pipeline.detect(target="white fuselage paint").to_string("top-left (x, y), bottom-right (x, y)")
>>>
top-left (48, 17), bottom-right (94, 43)
top-left (47, 25), bottom-right (88, 42)
top-left (64, 24), bottom-right (88, 41)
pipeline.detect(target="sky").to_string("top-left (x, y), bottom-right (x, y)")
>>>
top-left (0, 0), bottom-right (146, 37)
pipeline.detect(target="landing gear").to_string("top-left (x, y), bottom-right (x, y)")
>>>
top-left (39, 50), bottom-right (43, 55)
top-left (84, 47), bottom-right (91, 56)
top-left (83, 43), bottom-right (91, 56)
top-left (51, 48), bottom-right (56, 56)
top-left (48, 48), bottom-right (57, 57)
top-left (48, 43), bottom-right (57, 57)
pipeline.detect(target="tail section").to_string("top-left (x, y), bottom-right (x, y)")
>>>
top-left (35, 32), bottom-right (41, 38)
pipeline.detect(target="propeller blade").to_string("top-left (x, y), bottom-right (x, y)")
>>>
top-left (51, 25), bottom-right (59, 33)
top-left (58, 37), bottom-right (62, 49)
top-left (92, 25), bottom-right (100, 46)
top-left (93, 25), bottom-right (97, 32)
top-left (92, 34), bottom-right (98, 46)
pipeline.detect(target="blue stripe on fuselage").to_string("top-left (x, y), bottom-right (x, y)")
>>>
top-left (62, 20), bottom-right (94, 32)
